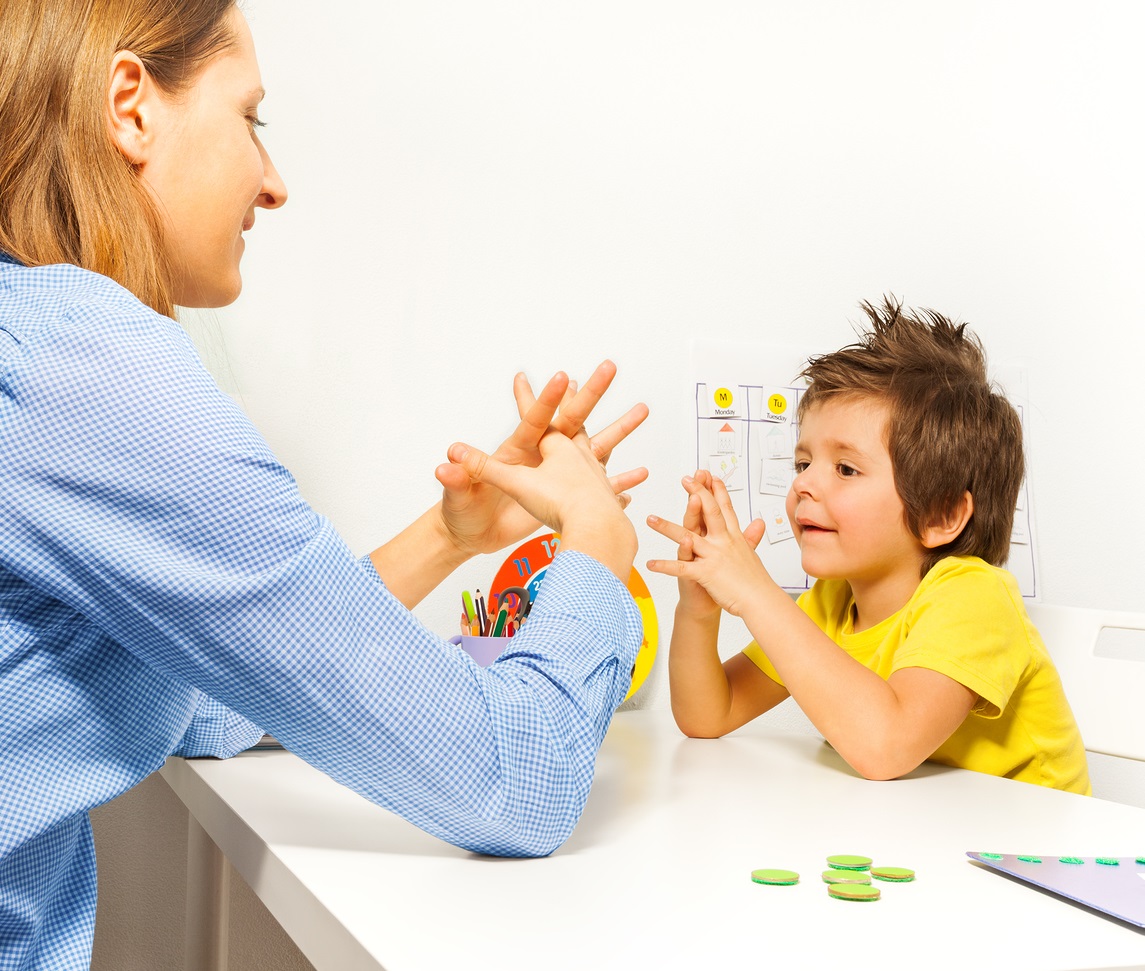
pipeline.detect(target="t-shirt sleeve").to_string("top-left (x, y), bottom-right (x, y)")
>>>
top-left (891, 561), bottom-right (1033, 718)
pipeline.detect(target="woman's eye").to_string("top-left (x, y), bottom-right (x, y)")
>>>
top-left (247, 116), bottom-right (266, 133)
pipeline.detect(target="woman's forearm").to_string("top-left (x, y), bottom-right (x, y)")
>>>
top-left (368, 503), bottom-right (469, 609)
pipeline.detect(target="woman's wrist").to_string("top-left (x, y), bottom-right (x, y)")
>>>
top-left (557, 512), bottom-right (637, 582)
top-left (368, 504), bottom-right (472, 608)
top-left (427, 502), bottom-right (479, 570)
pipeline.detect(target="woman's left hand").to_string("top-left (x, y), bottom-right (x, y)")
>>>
top-left (434, 360), bottom-right (649, 558)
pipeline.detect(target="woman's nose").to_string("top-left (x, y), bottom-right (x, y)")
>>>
top-left (255, 135), bottom-right (288, 209)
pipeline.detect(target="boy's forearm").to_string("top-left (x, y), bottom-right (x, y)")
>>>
top-left (667, 604), bottom-right (729, 737)
top-left (739, 589), bottom-right (921, 777)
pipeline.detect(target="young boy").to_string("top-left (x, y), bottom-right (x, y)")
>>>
top-left (647, 298), bottom-right (1090, 793)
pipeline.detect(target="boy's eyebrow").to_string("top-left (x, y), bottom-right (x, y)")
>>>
top-left (795, 436), bottom-right (877, 459)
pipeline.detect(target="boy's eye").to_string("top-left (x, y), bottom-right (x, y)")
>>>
top-left (793, 460), bottom-right (809, 474)
top-left (836, 463), bottom-right (859, 477)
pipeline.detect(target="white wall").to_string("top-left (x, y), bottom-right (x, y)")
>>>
top-left (230, 0), bottom-right (1143, 665)
top-left (96, 1), bottom-right (1145, 965)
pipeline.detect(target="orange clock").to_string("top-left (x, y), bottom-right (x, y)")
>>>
top-left (490, 533), bottom-right (657, 701)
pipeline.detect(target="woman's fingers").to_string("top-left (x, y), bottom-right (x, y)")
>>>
top-left (435, 459), bottom-right (471, 493)
top-left (499, 371), bottom-right (569, 457)
top-left (550, 360), bottom-right (617, 439)
top-left (588, 401), bottom-right (649, 465)
top-left (609, 466), bottom-right (649, 495)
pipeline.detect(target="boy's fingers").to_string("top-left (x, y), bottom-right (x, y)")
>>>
top-left (742, 517), bottom-right (767, 550)
top-left (644, 557), bottom-right (688, 578)
top-left (682, 476), bottom-right (729, 536)
top-left (645, 514), bottom-right (688, 544)
top-left (682, 492), bottom-right (704, 534)
top-left (708, 476), bottom-right (743, 528)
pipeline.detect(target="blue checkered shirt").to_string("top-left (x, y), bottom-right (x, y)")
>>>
top-left (0, 252), bottom-right (642, 970)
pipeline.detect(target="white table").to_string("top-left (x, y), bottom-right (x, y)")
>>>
top-left (161, 709), bottom-right (1145, 971)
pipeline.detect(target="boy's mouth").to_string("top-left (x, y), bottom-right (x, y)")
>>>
top-left (797, 519), bottom-right (832, 534)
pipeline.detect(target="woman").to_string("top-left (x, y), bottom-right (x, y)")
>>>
top-left (0, 1), bottom-right (648, 967)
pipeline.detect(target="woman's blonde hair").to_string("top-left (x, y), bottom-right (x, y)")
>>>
top-left (0, 0), bottom-right (237, 317)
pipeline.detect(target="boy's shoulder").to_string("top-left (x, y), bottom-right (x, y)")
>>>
top-left (918, 555), bottom-right (1020, 592)
top-left (909, 555), bottom-right (1027, 624)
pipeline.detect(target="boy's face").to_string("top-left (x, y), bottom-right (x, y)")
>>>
top-left (786, 397), bottom-right (926, 594)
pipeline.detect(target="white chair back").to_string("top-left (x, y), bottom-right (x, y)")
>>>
top-left (1025, 602), bottom-right (1145, 763)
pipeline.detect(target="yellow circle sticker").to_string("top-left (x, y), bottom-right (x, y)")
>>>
top-left (768, 393), bottom-right (788, 414)
top-left (713, 387), bottom-right (733, 409)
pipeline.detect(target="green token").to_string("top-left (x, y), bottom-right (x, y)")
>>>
top-left (978, 853), bottom-right (1004, 861)
top-left (871, 866), bottom-right (915, 882)
top-left (1059, 857), bottom-right (1085, 865)
top-left (751, 868), bottom-right (799, 886)
top-left (822, 869), bottom-right (871, 885)
top-left (1136, 857), bottom-right (1145, 865)
top-left (827, 882), bottom-right (881, 901)
top-left (1095, 858), bottom-right (1120, 866)
top-left (826, 854), bottom-right (872, 871)
top-left (1016, 856), bottom-right (1042, 863)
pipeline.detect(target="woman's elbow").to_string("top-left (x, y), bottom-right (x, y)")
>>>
top-left (462, 771), bottom-right (588, 858)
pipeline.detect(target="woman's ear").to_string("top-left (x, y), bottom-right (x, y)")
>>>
top-left (106, 51), bottom-right (154, 165)
top-left (920, 490), bottom-right (974, 549)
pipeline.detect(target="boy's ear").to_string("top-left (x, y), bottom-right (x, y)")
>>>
top-left (920, 490), bottom-right (974, 549)
top-left (106, 50), bottom-right (157, 166)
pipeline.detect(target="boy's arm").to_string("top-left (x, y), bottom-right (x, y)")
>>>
top-left (737, 586), bottom-right (976, 779)
top-left (650, 475), bottom-right (975, 778)
top-left (667, 602), bottom-right (790, 737)
top-left (662, 471), bottom-right (789, 736)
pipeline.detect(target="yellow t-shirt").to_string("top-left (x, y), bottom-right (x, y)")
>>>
top-left (743, 556), bottom-right (1091, 794)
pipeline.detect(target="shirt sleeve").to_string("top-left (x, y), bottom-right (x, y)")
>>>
top-left (0, 292), bottom-right (642, 857)
top-left (171, 692), bottom-right (266, 758)
top-left (891, 560), bottom-right (1032, 718)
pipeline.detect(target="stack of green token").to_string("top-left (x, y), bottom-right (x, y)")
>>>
top-left (870, 866), bottom-right (915, 883)
top-left (822, 869), bottom-right (871, 885)
top-left (826, 854), bottom-right (872, 872)
top-left (750, 868), bottom-right (799, 886)
top-left (827, 883), bottom-right (881, 902)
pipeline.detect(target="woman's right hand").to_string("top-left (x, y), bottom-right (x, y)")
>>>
top-left (450, 424), bottom-right (640, 582)
top-left (435, 361), bottom-right (648, 561)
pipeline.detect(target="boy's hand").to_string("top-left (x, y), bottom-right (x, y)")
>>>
top-left (646, 473), bottom-right (770, 618)
top-left (670, 470), bottom-right (720, 620)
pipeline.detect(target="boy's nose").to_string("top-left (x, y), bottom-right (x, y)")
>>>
top-left (791, 466), bottom-right (815, 497)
